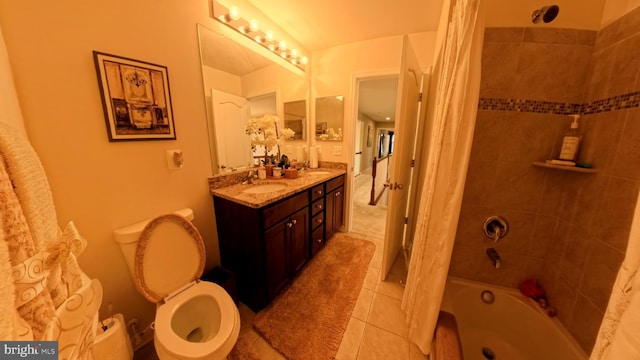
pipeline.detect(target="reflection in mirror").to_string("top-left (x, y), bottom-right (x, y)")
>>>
top-left (377, 129), bottom-right (395, 158)
top-left (315, 96), bottom-right (344, 141)
top-left (284, 100), bottom-right (306, 141)
top-left (197, 23), bottom-right (310, 174)
top-left (247, 93), bottom-right (279, 163)
top-left (209, 89), bottom-right (252, 172)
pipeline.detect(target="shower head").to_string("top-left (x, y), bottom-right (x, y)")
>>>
top-left (531, 5), bottom-right (560, 24)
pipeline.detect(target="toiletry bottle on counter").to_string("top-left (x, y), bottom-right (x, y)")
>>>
top-left (558, 114), bottom-right (581, 161)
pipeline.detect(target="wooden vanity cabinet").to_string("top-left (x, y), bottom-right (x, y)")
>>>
top-left (213, 191), bottom-right (309, 311)
top-left (325, 175), bottom-right (345, 240)
top-left (212, 174), bottom-right (345, 312)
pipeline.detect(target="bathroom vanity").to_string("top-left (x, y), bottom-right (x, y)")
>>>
top-left (211, 170), bottom-right (345, 311)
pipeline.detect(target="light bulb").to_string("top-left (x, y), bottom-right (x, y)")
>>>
top-left (268, 44), bottom-right (276, 51)
top-left (228, 6), bottom-right (240, 21)
top-left (300, 56), bottom-right (308, 64)
top-left (291, 58), bottom-right (298, 65)
top-left (279, 40), bottom-right (287, 50)
top-left (266, 32), bottom-right (274, 41)
top-left (237, 25), bottom-right (247, 34)
top-left (291, 49), bottom-right (298, 57)
top-left (249, 20), bottom-right (259, 32)
top-left (254, 35), bottom-right (262, 43)
top-left (280, 51), bottom-right (287, 58)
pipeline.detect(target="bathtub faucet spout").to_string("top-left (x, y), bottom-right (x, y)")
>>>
top-left (486, 248), bottom-right (501, 269)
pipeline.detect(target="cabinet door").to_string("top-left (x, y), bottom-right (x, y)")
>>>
top-left (264, 219), bottom-right (289, 299)
top-left (288, 207), bottom-right (309, 274)
top-left (326, 186), bottom-right (345, 240)
top-left (325, 188), bottom-right (336, 240)
top-left (333, 186), bottom-right (345, 230)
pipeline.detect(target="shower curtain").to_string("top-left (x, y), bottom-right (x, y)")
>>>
top-left (590, 194), bottom-right (640, 359)
top-left (0, 24), bottom-right (102, 359)
top-left (401, 0), bottom-right (484, 354)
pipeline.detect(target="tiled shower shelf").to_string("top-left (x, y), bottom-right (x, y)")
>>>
top-left (532, 161), bottom-right (598, 174)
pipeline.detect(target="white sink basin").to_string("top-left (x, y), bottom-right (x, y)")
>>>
top-left (307, 171), bottom-right (330, 175)
top-left (242, 183), bottom-right (287, 194)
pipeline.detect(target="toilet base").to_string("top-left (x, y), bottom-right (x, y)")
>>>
top-left (153, 308), bottom-right (240, 360)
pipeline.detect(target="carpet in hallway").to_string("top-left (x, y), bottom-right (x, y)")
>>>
top-left (253, 233), bottom-right (376, 360)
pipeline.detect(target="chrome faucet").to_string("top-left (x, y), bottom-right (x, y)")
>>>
top-left (241, 170), bottom-right (257, 185)
top-left (486, 248), bottom-right (501, 269)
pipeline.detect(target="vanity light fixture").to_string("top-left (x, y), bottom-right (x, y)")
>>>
top-left (211, 0), bottom-right (309, 72)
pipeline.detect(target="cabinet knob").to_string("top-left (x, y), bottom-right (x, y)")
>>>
top-left (287, 222), bottom-right (293, 228)
top-left (316, 238), bottom-right (322, 243)
top-left (316, 190), bottom-right (323, 195)
top-left (292, 219), bottom-right (297, 225)
top-left (335, 191), bottom-right (341, 196)
top-left (316, 204), bottom-right (323, 210)
top-left (316, 218), bottom-right (323, 224)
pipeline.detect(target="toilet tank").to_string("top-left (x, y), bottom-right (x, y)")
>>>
top-left (114, 208), bottom-right (194, 283)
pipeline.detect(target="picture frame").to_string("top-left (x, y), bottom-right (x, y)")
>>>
top-left (366, 125), bottom-right (373, 147)
top-left (315, 122), bottom-right (327, 136)
top-left (93, 51), bottom-right (176, 141)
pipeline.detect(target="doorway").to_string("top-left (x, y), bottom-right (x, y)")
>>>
top-left (350, 76), bottom-right (399, 244)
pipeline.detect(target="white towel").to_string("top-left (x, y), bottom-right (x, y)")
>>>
top-left (0, 122), bottom-right (60, 250)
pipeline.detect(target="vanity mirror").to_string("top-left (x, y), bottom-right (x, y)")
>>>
top-left (315, 95), bottom-right (344, 141)
top-left (197, 23), bottom-right (309, 174)
top-left (284, 100), bottom-right (306, 140)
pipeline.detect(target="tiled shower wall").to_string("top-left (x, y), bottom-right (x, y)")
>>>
top-left (449, 7), bottom-right (640, 354)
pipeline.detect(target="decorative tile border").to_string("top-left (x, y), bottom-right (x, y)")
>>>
top-left (582, 91), bottom-right (640, 114)
top-left (478, 98), bottom-right (581, 115)
top-left (478, 90), bottom-right (640, 115)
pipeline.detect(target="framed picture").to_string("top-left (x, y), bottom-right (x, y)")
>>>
top-left (93, 51), bottom-right (176, 141)
top-left (366, 125), bottom-right (373, 147)
top-left (315, 122), bottom-right (327, 136)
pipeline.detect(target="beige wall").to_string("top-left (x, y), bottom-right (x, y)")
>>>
top-left (450, 14), bottom-right (640, 353)
top-left (0, 0), bottom-right (225, 329)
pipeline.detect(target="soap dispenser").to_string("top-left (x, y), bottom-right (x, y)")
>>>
top-left (558, 114), bottom-right (581, 161)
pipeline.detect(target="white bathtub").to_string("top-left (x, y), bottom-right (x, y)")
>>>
top-left (439, 277), bottom-right (588, 360)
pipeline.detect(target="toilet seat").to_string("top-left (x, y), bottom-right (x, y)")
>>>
top-left (155, 281), bottom-right (239, 359)
top-left (134, 213), bottom-right (206, 303)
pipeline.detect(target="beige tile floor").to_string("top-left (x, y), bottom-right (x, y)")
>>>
top-left (135, 172), bottom-right (426, 360)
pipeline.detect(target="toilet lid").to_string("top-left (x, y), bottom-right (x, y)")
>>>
top-left (134, 213), bottom-right (205, 303)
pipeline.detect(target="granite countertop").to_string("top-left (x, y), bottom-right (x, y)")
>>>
top-left (210, 168), bottom-right (346, 208)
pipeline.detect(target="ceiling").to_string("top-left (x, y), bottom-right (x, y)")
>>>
top-left (244, 0), bottom-right (437, 123)
top-left (247, 0), bottom-right (445, 52)
top-left (358, 77), bottom-right (399, 123)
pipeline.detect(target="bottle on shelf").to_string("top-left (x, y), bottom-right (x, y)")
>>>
top-left (558, 114), bottom-right (581, 162)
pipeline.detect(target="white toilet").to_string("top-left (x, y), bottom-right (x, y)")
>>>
top-left (114, 208), bottom-right (240, 360)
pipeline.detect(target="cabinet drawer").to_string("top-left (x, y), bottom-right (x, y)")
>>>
top-left (326, 175), bottom-right (345, 193)
top-left (311, 226), bottom-right (324, 256)
top-left (263, 192), bottom-right (309, 229)
top-left (310, 184), bottom-right (324, 201)
top-left (311, 198), bottom-right (324, 215)
top-left (311, 212), bottom-right (324, 230)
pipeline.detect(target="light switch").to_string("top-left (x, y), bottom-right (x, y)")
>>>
top-left (333, 145), bottom-right (342, 156)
